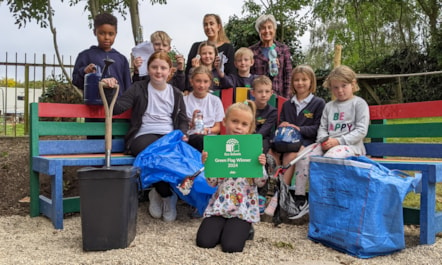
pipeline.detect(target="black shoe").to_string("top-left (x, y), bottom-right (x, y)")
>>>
top-left (138, 190), bottom-right (149, 202)
top-left (247, 225), bottom-right (254, 240)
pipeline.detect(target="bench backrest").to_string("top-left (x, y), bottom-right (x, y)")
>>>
top-left (366, 100), bottom-right (442, 159)
top-left (30, 102), bottom-right (131, 157)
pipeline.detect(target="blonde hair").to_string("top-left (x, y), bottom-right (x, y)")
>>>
top-left (150, 31), bottom-right (172, 46)
top-left (203, 14), bottom-right (230, 44)
top-left (234, 47), bottom-right (254, 61)
top-left (190, 65), bottom-right (213, 81)
top-left (225, 100), bottom-right (257, 134)
top-left (290, 65), bottom-right (317, 95)
top-left (147, 51), bottom-right (172, 68)
top-left (323, 65), bottom-right (360, 92)
top-left (252, 75), bottom-right (272, 90)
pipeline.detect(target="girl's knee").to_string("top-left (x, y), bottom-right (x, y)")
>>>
top-left (196, 236), bottom-right (218, 249)
top-left (221, 240), bottom-right (245, 253)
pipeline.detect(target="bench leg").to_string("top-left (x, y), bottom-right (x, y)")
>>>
top-left (39, 167), bottom-right (64, 229)
top-left (30, 170), bottom-right (40, 217)
top-left (420, 170), bottom-right (436, 244)
top-left (51, 166), bottom-right (64, 229)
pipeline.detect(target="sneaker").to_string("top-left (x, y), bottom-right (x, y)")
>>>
top-left (288, 196), bottom-right (309, 220)
top-left (264, 191), bottom-right (278, 216)
top-left (148, 188), bottom-right (162, 219)
top-left (162, 192), bottom-right (178, 222)
top-left (258, 195), bottom-right (266, 215)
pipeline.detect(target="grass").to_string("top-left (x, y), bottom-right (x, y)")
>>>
top-left (0, 123), bottom-right (25, 136)
top-left (403, 184), bottom-right (442, 211)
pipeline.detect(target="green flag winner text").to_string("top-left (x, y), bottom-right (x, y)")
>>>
top-left (204, 134), bottom-right (263, 178)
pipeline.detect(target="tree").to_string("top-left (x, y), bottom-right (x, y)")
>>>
top-left (306, 0), bottom-right (441, 70)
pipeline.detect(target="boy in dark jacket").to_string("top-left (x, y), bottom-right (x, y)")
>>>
top-left (72, 12), bottom-right (131, 96)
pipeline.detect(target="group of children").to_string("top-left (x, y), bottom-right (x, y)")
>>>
top-left (73, 12), bottom-right (370, 253)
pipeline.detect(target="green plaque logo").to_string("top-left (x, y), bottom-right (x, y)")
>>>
top-left (204, 134), bottom-right (263, 178)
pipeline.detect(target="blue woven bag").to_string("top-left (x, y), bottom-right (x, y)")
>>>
top-left (308, 156), bottom-right (421, 258)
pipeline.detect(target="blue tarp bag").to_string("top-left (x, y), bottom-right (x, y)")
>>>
top-left (308, 156), bottom-right (421, 258)
top-left (133, 130), bottom-right (216, 215)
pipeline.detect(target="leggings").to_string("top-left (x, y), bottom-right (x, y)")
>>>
top-left (196, 216), bottom-right (251, 253)
top-left (131, 133), bottom-right (172, 197)
top-left (293, 144), bottom-right (355, 196)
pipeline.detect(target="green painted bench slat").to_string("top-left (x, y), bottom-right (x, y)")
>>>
top-left (367, 123), bottom-right (442, 138)
top-left (37, 121), bottom-right (129, 136)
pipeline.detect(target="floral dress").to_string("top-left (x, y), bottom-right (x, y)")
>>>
top-left (204, 167), bottom-right (268, 223)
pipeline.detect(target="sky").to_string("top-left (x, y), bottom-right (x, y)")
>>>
top-left (0, 0), bottom-right (247, 64)
top-left (0, 0), bottom-right (309, 82)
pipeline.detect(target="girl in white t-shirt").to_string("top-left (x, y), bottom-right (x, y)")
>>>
top-left (184, 66), bottom-right (225, 152)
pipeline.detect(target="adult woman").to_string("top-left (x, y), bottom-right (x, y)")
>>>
top-left (249, 14), bottom-right (293, 98)
top-left (185, 14), bottom-right (235, 92)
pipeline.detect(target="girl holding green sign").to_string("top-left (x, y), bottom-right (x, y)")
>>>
top-left (196, 100), bottom-right (268, 253)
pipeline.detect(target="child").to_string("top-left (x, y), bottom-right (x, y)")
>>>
top-left (104, 51), bottom-right (188, 222)
top-left (270, 65), bottom-right (325, 186)
top-left (289, 65), bottom-right (370, 220)
top-left (218, 47), bottom-right (258, 89)
top-left (190, 41), bottom-right (229, 92)
top-left (196, 100), bottom-right (268, 253)
top-left (132, 31), bottom-right (185, 91)
top-left (251, 75), bottom-right (277, 154)
top-left (250, 75), bottom-right (278, 214)
top-left (184, 66), bottom-right (225, 152)
top-left (72, 12), bottom-right (131, 95)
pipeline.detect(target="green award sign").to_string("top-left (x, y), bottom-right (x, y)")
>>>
top-left (203, 134), bottom-right (263, 178)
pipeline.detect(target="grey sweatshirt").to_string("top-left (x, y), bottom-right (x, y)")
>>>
top-left (317, 96), bottom-right (370, 155)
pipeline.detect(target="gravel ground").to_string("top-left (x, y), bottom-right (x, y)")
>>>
top-left (1, 201), bottom-right (441, 265)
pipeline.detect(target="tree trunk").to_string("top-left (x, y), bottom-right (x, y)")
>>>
top-left (88, 0), bottom-right (100, 20)
top-left (128, 0), bottom-right (143, 45)
top-left (47, 0), bottom-right (82, 97)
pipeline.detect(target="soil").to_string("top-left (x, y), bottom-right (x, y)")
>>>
top-left (0, 137), bottom-right (80, 216)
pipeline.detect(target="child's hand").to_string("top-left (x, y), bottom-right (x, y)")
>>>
top-left (134, 57), bottom-right (143, 69)
top-left (214, 56), bottom-right (221, 70)
top-left (201, 151), bottom-right (208, 164)
top-left (101, 77), bottom-right (118, 88)
top-left (279, 122), bottom-right (300, 131)
top-left (191, 55), bottom-right (201, 67)
top-left (85, 63), bottom-right (96, 74)
top-left (321, 137), bottom-right (338, 151)
top-left (175, 54), bottom-right (185, 71)
top-left (258, 154), bottom-right (266, 166)
top-left (214, 56), bottom-right (225, 77)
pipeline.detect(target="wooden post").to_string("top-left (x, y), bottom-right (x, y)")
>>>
top-left (331, 45), bottom-right (342, 100)
top-left (333, 45), bottom-right (342, 68)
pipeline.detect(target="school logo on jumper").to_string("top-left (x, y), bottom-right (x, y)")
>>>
top-left (303, 109), bottom-right (313, 119)
top-left (225, 138), bottom-right (240, 154)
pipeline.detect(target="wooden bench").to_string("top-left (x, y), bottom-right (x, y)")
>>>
top-left (365, 100), bottom-right (442, 244)
top-left (29, 102), bottom-right (134, 229)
